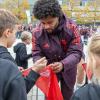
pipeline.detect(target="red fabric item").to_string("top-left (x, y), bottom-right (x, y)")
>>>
top-left (22, 66), bottom-right (63, 100)
top-left (22, 68), bottom-right (31, 77)
top-left (36, 67), bottom-right (63, 100)
top-left (47, 67), bottom-right (63, 100)
top-left (82, 63), bottom-right (87, 72)
top-left (82, 63), bottom-right (92, 80)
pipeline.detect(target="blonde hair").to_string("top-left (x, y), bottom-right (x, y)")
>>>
top-left (87, 34), bottom-right (100, 73)
top-left (21, 31), bottom-right (32, 41)
top-left (88, 34), bottom-right (100, 55)
top-left (0, 9), bottom-right (19, 37)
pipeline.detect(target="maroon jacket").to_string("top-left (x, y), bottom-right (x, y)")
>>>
top-left (32, 15), bottom-right (83, 89)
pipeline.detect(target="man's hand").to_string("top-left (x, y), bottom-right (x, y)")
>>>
top-left (49, 62), bottom-right (63, 73)
top-left (32, 57), bottom-right (47, 72)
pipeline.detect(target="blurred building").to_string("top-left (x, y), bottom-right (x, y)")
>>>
top-left (62, 0), bottom-right (100, 7)
top-left (60, 0), bottom-right (100, 24)
top-left (26, 1), bottom-right (100, 24)
top-left (0, 0), bottom-right (3, 3)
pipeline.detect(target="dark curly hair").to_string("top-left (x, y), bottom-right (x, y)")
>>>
top-left (32, 0), bottom-right (62, 20)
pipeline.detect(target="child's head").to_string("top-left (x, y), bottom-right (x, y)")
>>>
top-left (21, 31), bottom-right (32, 45)
top-left (0, 9), bottom-right (19, 47)
top-left (87, 34), bottom-right (100, 79)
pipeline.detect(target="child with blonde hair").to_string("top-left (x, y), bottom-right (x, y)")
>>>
top-left (71, 34), bottom-right (100, 100)
top-left (14, 31), bottom-right (32, 69)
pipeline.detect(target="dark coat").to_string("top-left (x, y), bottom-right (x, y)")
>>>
top-left (0, 46), bottom-right (16, 63)
top-left (71, 83), bottom-right (100, 100)
top-left (0, 46), bottom-right (39, 93)
top-left (32, 15), bottom-right (83, 90)
top-left (14, 43), bottom-right (32, 69)
top-left (0, 58), bottom-right (27, 100)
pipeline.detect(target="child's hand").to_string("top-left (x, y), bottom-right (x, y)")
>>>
top-left (18, 67), bottom-right (24, 72)
top-left (32, 57), bottom-right (47, 72)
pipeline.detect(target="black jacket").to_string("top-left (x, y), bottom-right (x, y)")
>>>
top-left (0, 46), bottom-right (39, 93)
top-left (71, 84), bottom-right (100, 100)
top-left (0, 58), bottom-right (27, 100)
top-left (14, 43), bottom-right (32, 69)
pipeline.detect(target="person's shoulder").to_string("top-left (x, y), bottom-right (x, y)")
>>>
top-left (14, 42), bottom-right (25, 52)
top-left (32, 25), bottom-right (42, 38)
top-left (17, 42), bottom-right (25, 46)
top-left (0, 58), bottom-right (20, 77)
top-left (0, 58), bottom-right (15, 66)
top-left (74, 84), bottom-right (90, 98)
top-left (32, 27), bottom-right (41, 33)
top-left (63, 18), bottom-right (78, 37)
top-left (66, 18), bottom-right (77, 30)
top-left (19, 43), bottom-right (26, 47)
top-left (32, 24), bottom-right (42, 33)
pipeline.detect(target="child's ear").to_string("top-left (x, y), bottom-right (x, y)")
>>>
top-left (3, 29), bottom-right (11, 38)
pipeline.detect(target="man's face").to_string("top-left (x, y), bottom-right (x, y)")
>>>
top-left (40, 16), bottom-right (59, 33)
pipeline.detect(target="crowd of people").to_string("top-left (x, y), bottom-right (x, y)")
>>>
top-left (0, 0), bottom-right (100, 100)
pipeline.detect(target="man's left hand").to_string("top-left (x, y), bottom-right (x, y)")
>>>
top-left (49, 62), bottom-right (63, 73)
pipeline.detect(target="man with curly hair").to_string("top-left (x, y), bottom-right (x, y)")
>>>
top-left (32, 0), bottom-right (82, 100)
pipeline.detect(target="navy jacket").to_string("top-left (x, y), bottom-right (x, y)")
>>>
top-left (14, 43), bottom-right (32, 69)
top-left (71, 84), bottom-right (100, 100)
top-left (0, 46), bottom-right (39, 93)
top-left (0, 58), bottom-right (27, 100)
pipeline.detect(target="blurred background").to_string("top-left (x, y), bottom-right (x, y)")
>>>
top-left (0, 0), bottom-right (100, 28)
top-left (1, 0), bottom-right (100, 100)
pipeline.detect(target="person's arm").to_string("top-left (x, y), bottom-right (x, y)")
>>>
top-left (32, 32), bottom-right (43, 62)
top-left (19, 45), bottom-right (32, 61)
top-left (60, 22), bottom-right (83, 71)
top-left (24, 70), bottom-right (40, 93)
top-left (5, 75), bottom-right (27, 100)
top-left (24, 57), bottom-right (47, 93)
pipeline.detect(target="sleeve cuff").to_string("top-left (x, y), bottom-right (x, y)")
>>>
top-left (27, 70), bottom-right (40, 81)
top-left (60, 61), bottom-right (64, 72)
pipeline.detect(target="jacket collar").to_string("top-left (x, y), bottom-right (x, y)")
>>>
top-left (0, 46), bottom-right (9, 54)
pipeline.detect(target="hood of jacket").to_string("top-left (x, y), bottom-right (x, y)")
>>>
top-left (14, 43), bottom-right (25, 53)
